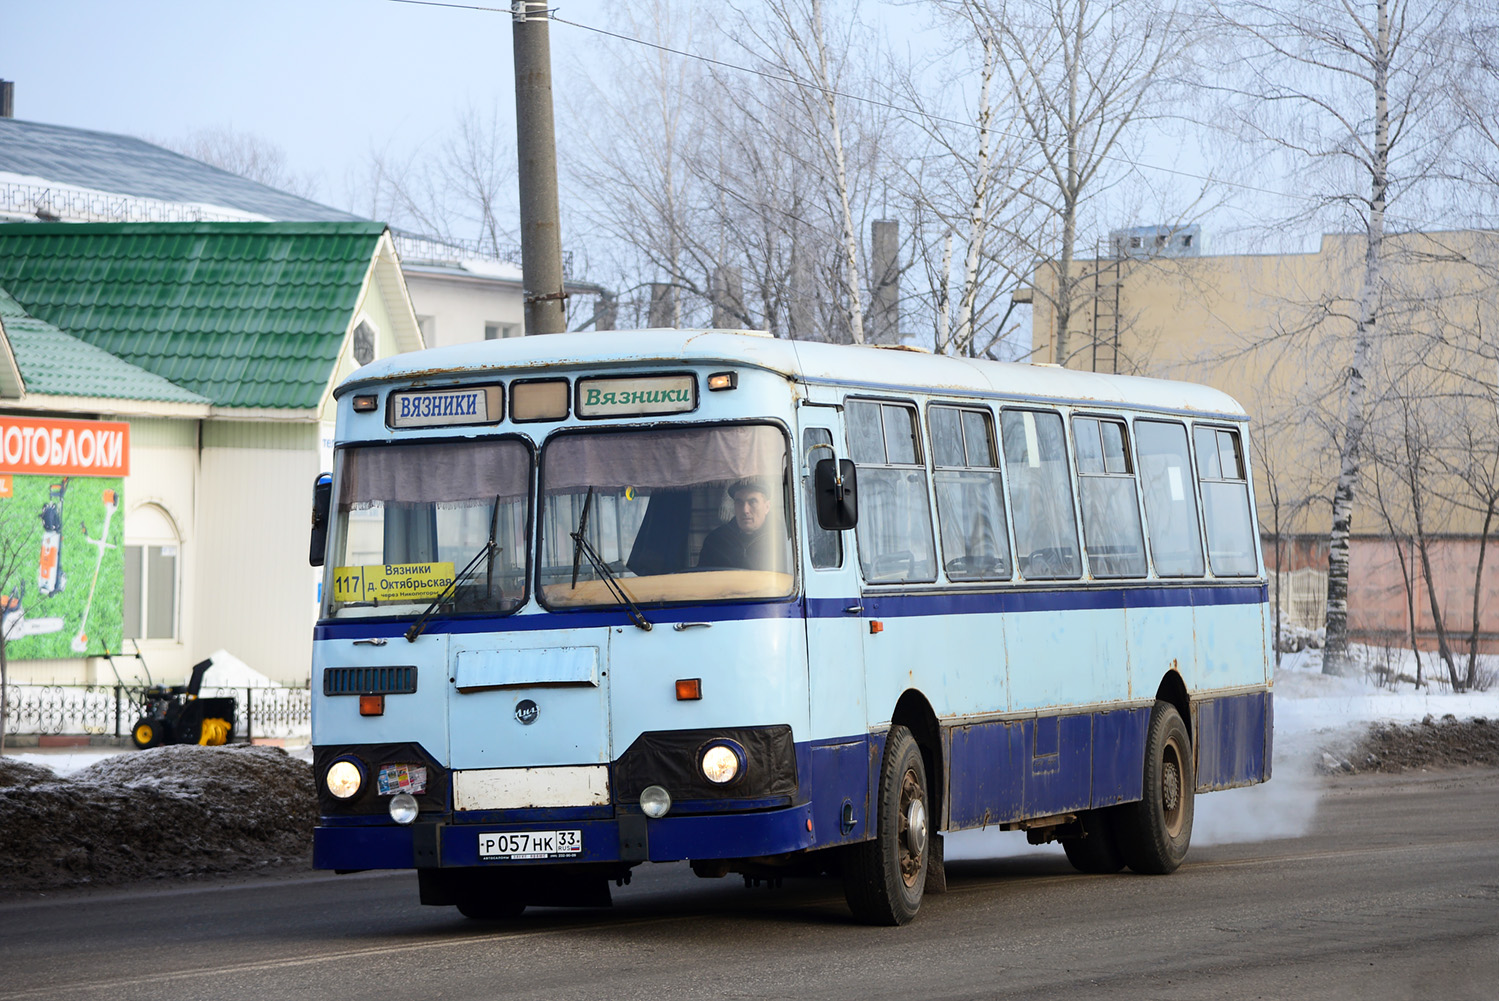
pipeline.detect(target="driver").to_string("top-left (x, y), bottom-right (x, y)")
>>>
top-left (697, 477), bottom-right (788, 571)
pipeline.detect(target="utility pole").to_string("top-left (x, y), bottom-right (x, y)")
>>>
top-left (512, 1), bottom-right (566, 334)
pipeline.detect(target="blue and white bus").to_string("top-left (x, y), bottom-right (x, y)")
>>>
top-left (309, 330), bottom-right (1272, 925)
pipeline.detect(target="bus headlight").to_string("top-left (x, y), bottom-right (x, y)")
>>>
top-left (388, 793), bottom-right (419, 824)
top-left (640, 785), bottom-right (672, 818)
top-left (325, 759), bottom-right (364, 800)
top-left (700, 741), bottom-right (744, 785)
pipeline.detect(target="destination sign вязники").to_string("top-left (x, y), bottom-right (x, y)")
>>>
top-left (388, 385), bottom-right (502, 428)
top-left (576, 375), bottom-right (696, 418)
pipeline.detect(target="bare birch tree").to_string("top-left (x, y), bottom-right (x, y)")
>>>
top-left (730, 0), bottom-right (884, 342)
top-left (1206, 0), bottom-right (1461, 674)
top-left (563, 1), bottom-right (705, 326)
top-left (960, 0), bottom-right (1190, 365)
top-left (897, 6), bottom-right (1038, 357)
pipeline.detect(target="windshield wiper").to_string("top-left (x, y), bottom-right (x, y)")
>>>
top-left (406, 498), bottom-right (501, 642)
top-left (569, 528), bottom-right (652, 631)
top-left (571, 487), bottom-right (593, 589)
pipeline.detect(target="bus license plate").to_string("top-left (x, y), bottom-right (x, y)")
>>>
top-left (478, 830), bottom-right (582, 860)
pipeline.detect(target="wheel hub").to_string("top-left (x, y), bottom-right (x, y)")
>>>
top-left (905, 798), bottom-right (927, 856)
top-left (1162, 761), bottom-right (1181, 813)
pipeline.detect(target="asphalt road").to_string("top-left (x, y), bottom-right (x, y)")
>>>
top-left (2, 768), bottom-right (1495, 1001)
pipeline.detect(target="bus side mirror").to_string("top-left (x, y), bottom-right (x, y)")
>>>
top-left (814, 458), bottom-right (858, 531)
top-left (309, 472), bottom-right (332, 567)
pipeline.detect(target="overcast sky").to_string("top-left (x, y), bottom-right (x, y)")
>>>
top-left (1, 0), bottom-right (631, 205)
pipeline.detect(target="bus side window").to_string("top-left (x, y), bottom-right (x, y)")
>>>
top-left (802, 428), bottom-right (843, 569)
top-left (845, 400), bottom-right (937, 583)
top-left (1072, 416), bottom-right (1147, 578)
top-left (930, 405), bottom-right (1011, 581)
top-left (1193, 425), bottom-right (1258, 576)
top-left (1000, 409), bottom-right (1081, 580)
top-left (1134, 419), bottom-right (1205, 576)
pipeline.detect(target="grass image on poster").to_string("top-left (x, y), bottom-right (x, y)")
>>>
top-left (0, 475), bottom-right (125, 659)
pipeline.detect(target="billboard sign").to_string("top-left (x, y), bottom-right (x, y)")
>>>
top-left (0, 417), bottom-right (129, 659)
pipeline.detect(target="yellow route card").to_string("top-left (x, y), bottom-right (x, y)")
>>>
top-left (332, 562), bottom-right (457, 604)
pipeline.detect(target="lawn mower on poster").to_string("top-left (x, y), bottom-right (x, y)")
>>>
top-left (109, 648), bottom-right (238, 749)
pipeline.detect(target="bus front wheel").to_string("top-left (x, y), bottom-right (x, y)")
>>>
top-left (842, 725), bottom-right (929, 926)
top-left (1116, 700), bottom-right (1194, 874)
top-left (1062, 809), bottom-right (1125, 874)
top-left (456, 896), bottom-right (526, 920)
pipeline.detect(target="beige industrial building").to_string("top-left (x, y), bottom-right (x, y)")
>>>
top-left (1029, 228), bottom-right (1499, 654)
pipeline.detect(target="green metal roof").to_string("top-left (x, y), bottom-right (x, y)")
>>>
top-left (0, 222), bottom-right (387, 409)
top-left (0, 287), bottom-right (210, 404)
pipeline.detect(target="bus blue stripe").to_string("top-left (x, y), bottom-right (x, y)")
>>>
top-left (315, 584), bottom-right (1266, 640)
top-left (809, 583), bottom-right (1265, 619)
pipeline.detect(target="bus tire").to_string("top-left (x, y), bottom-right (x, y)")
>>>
top-left (1062, 809), bottom-right (1125, 874)
top-left (841, 725), bottom-right (929, 926)
top-left (1116, 700), bottom-right (1194, 874)
top-left (456, 896), bottom-right (527, 920)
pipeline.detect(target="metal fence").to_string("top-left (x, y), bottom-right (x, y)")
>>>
top-left (1, 684), bottom-right (311, 742)
top-left (0, 180), bottom-right (257, 225)
top-left (391, 229), bottom-right (574, 279)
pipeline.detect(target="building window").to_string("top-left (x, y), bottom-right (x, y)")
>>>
top-left (123, 504), bottom-right (179, 641)
top-left (123, 544), bottom-right (177, 640)
top-left (484, 323), bottom-right (518, 341)
top-left (352, 320), bottom-right (375, 366)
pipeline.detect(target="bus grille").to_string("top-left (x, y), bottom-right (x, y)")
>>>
top-left (323, 666), bottom-right (418, 696)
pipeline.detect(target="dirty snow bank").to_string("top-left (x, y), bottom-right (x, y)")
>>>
top-left (0, 744), bottom-right (313, 893)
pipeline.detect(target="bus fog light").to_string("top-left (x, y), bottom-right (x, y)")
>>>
top-left (640, 785), bottom-right (672, 818)
top-left (700, 744), bottom-right (742, 784)
top-left (388, 793), bottom-right (419, 825)
top-left (326, 759), bottom-right (363, 800)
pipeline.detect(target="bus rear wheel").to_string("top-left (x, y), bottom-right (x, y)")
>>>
top-left (842, 725), bottom-right (929, 926)
top-left (1116, 700), bottom-right (1194, 874)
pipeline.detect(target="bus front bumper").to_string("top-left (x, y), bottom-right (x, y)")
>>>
top-left (313, 801), bottom-right (819, 870)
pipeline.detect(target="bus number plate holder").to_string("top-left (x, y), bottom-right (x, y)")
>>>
top-left (478, 830), bottom-right (582, 860)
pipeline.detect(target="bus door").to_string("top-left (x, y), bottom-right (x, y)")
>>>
top-left (797, 406), bottom-right (867, 741)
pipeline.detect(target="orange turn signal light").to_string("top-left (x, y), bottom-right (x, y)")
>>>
top-left (869, 620), bottom-right (884, 634)
top-left (359, 694), bottom-right (385, 716)
top-left (676, 678), bottom-right (702, 701)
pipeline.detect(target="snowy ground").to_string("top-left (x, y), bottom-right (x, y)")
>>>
top-left (3, 645), bottom-right (1496, 886)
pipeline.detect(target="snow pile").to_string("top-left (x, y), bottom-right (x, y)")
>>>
top-left (1319, 715), bottom-right (1499, 774)
top-left (199, 648), bottom-right (282, 689)
top-left (0, 744), bottom-right (313, 893)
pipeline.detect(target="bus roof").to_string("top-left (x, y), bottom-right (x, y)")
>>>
top-left (338, 329), bottom-right (1249, 419)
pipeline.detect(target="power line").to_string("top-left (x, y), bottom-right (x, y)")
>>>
top-left (383, 0), bottom-right (1481, 225)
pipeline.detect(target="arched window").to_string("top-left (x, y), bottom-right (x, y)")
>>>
top-left (123, 503), bottom-right (179, 641)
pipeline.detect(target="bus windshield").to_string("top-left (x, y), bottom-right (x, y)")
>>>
top-left (327, 439), bottom-right (531, 616)
top-left (539, 423), bottom-right (794, 608)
